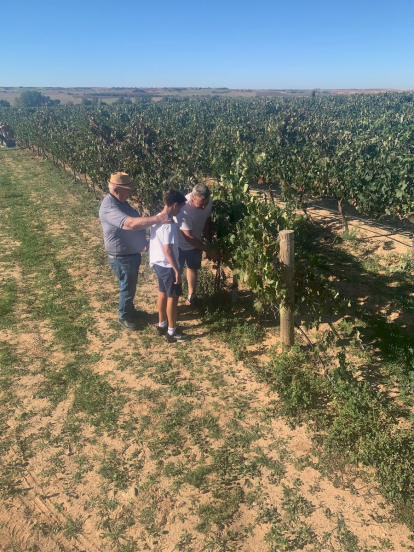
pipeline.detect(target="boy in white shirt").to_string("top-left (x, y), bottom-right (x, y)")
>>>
top-left (150, 189), bottom-right (189, 342)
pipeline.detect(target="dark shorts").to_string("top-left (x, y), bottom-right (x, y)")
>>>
top-left (153, 264), bottom-right (182, 298)
top-left (178, 247), bottom-right (203, 271)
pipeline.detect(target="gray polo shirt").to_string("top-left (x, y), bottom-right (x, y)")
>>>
top-left (176, 193), bottom-right (213, 251)
top-left (99, 194), bottom-right (147, 255)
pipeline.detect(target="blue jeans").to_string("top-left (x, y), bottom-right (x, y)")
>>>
top-left (108, 253), bottom-right (141, 319)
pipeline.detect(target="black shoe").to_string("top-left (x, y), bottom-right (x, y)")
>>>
top-left (118, 317), bottom-right (141, 331)
top-left (156, 325), bottom-right (168, 336)
top-left (185, 296), bottom-right (201, 307)
top-left (165, 330), bottom-right (190, 343)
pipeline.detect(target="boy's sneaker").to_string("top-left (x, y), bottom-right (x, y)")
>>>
top-left (165, 330), bottom-right (190, 343)
top-left (156, 325), bottom-right (168, 336)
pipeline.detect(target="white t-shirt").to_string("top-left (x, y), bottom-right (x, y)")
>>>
top-left (150, 215), bottom-right (180, 268)
top-left (176, 193), bottom-right (213, 251)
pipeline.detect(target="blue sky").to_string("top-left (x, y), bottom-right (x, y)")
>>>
top-left (1, 0), bottom-right (413, 89)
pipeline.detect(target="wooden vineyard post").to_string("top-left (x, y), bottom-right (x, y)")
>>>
top-left (279, 230), bottom-right (295, 346)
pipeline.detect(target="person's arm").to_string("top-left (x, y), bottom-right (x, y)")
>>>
top-left (181, 229), bottom-right (220, 260)
top-left (203, 216), bottom-right (213, 242)
top-left (123, 212), bottom-right (171, 231)
top-left (163, 244), bottom-right (181, 284)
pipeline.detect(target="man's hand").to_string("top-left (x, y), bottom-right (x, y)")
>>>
top-left (174, 270), bottom-right (182, 285)
top-left (123, 212), bottom-right (172, 231)
top-left (207, 249), bottom-right (221, 261)
top-left (157, 212), bottom-right (173, 224)
top-left (206, 243), bottom-right (221, 261)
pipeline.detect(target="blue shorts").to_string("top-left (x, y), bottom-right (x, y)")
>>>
top-left (153, 264), bottom-right (182, 298)
top-left (178, 247), bottom-right (203, 271)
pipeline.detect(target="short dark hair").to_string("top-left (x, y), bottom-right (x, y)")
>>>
top-left (163, 188), bottom-right (186, 207)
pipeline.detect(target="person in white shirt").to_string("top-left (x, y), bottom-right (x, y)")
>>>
top-left (176, 184), bottom-right (220, 306)
top-left (150, 189), bottom-right (189, 343)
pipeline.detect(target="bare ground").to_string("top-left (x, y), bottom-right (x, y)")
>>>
top-left (0, 148), bottom-right (413, 552)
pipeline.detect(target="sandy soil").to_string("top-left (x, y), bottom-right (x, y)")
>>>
top-left (0, 149), bottom-right (413, 551)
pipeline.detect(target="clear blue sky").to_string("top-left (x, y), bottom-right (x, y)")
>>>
top-left (2, 0), bottom-right (413, 89)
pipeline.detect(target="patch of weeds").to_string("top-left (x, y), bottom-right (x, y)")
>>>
top-left (325, 369), bottom-right (398, 464)
top-left (0, 278), bottom-right (17, 328)
top-left (259, 501), bottom-right (317, 551)
top-left (224, 420), bottom-right (262, 450)
top-left (150, 360), bottom-right (180, 386)
top-left (205, 366), bottom-right (226, 389)
top-left (153, 400), bottom-right (167, 416)
top-left (375, 536), bottom-right (394, 550)
top-left (36, 359), bottom-right (83, 406)
top-left (245, 487), bottom-right (263, 508)
top-left (135, 386), bottom-right (163, 402)
top-left (2, 176), bottom-right (94, 352)
top-left (294, 454), bottom-right (316, 472)
top-left (188, 412), bottom-right (222, 443)
top-left (98, 449), bottom-right (130, 490)
top-left (176, 350), bottom-right (194, 369)
top-left (86, 492), bottom-right (119, 513)
top-left (163, 461), bottom-right (186, 478)
top-left (112, 352), bottom-right (130, 372)
top-left (174, 530), bottom-right (194, 550)
top-left (210, 446), bottom-right (246, 480)
top-left (34, 520), bottom-right (62, 538)
top-left (137, 503), bottom-right (160, 536)
top-left (172, 380), bottom-right (198, 397)
top-left (116, 538), bottom-right (140, 552)
top-left (0, 342), bottom-right (22, 423)
top-left (195, 485), bottom-right (244, 534)
top-left (140, 334), bottom-right (153, 349)
top-left (159, 400), bottom-right (194, 434)
top-left (148, 430), bottom-right (186, 460)
top-left (63, 515), bottom-right (83, 540)
top-left (202, 309), bottom-right (265, 356)
top-left (184, 465), bottom-right (213, 489)
top-left (0, 461), bottom-right (25, 499)
top-left (61, 415), bottom-right (84, 442)
top-left (72, 455), bottom-right (93, 484)
top-left (335, 514), bottom-right (359, 552)
top-left (98, 504), bottom-right (136, 547)
top-left (202, 530), bottom-right (241, 552)
top-left (245, 451), bottom-right (286, 484)
top-left (369, 429), bottom-right (414, 528)
top-left (262, 345), bottom-right (328, 422)
top-left (71, 369), bottom-right (126, 430)
top-left (119, 412), bottom-right (139, 437)
top-left (281, 484), bottom-right (314, 521)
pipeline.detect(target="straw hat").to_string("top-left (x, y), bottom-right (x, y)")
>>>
top-left (108, 172), bottom-right (133, 188)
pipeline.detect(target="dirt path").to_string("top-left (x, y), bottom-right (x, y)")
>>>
top-left (306, 198), bottom-right (413, 256)
top-left (1, 148), bottom-right (413, 552)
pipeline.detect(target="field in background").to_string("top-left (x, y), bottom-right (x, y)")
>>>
top-left (1, 86), bottom-right (412, 105)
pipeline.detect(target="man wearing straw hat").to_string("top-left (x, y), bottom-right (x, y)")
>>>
top-left (99, 172), bottom-right (172, 330)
